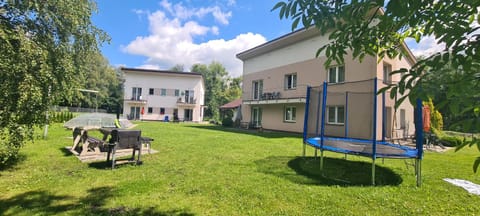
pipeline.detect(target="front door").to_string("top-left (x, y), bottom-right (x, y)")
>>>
top-left (184, 109), bottom-right (193, 121)
top-left (130, 106), bottom-right (141, 120)
top-left (251, 107), bottom-right (262, 128)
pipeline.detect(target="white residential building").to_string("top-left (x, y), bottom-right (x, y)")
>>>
top-left (121, 67), bottom-right (205, 122)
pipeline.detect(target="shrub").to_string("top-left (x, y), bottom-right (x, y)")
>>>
top-left (439, 136), bottom-right (463, 147)
top-left (222, 118), bottom-right (234, 127)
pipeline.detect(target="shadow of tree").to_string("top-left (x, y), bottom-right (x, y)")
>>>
top-left (255, 156), bottom-right (403, 186)
top-left (185, 125), bottom-right (302, 139)
top-left (0, 186), bottom-right (195, 215)
top-left (0, 154), bottom-right (26, 174)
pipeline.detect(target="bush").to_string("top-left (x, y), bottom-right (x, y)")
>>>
top-left (439, 136), bottom-right (464, 147)
top-left (222, 118), bottom-right (234, 127)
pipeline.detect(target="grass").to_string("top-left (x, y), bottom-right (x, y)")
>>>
top-left (1, 122), bottom-right (479, 215)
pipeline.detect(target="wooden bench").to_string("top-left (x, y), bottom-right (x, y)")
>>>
top-left (106, 129), bottom-right (143, 169)
top-left (72, 127), bottom-right (103, 155)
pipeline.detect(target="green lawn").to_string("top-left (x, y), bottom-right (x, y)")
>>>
top-left (1, 122), bottom-right (479, 215)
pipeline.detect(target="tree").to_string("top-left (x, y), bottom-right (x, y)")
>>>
top-left (59, 52), bottom-right (123, 113)
top-left (273, 0), bottom-right (479, 171)
top-left (0, 0), bottom-right (108, 164)
top-left (190, 62), bottom-right (241, 122)
top-left (169, 64), bottom-right (185, 72)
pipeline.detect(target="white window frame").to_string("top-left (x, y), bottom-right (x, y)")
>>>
top-left (174, 89), bottom-right (180, 97)
top-left (327, 106), bottom-right (345, 125)
top-left (383, 63), bottom-right (392, 84)
top-left (285, 73), bottom-right (297, 90)
top-left (161, 88), bottom-right (167, 96)
top-left (284, 106), bottom-right (296, 122)
top-left (252, 80), bottom-right (263, 100)
top-left (328, 66), bottom-right (345, 84)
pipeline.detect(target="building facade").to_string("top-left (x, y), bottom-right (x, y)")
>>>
top-left (121, 67), bottom-right (205, 122)
top-left (236, 28), bottom-right (416, 140)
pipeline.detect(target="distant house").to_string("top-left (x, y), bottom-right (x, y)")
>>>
top-left (220, 98), bottom-right (242, 123)
top-left (236, 27), bottom-right (416, 139)
top-left (121, 67), bottom-right (205, 122)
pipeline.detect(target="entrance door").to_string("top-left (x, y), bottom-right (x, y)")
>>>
top-left (251, 107), bottom-right (262, 128)
top-left (184, 109), bottom-right (193, 121)
top-left (130, 106), bottom-right (140, 120)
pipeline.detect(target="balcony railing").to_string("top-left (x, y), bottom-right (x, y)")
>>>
top-left (243, 87), bottom-right (307, 104)
top-left (177, 97), bottom-right (196, 105)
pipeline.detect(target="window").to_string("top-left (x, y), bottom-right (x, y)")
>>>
top-left (252, 80), bottom-right (263, 100)
top-left (328, 66), bottom-right (345, 83)
top-left (149, 88), bottom-right (154, 95)
top-left (400, 109), bottom-right (406, 129)
top-left (327, 106), bottom-right (345, 124)
top-left (184, 90), bottom-right (195, 103)
top-left (132, 87), bottom-right (142, 100)
top-left (285, 73), bottom-right (297, 90)
top-left (175, 89), bottom-right (180, 97)
top-left (161, 88), bottom-right (167, 96)
top-left (147, 107), bottom-right (153, 114)
top-left (285, 106), bottom-right (296, 122)
top-left (383, 63), bottom-right (392, 84)
top-left (160, 107), bottom-right (165, 115)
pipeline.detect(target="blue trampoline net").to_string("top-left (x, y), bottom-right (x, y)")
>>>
top-left (304, 79), bottom-right (419, 159)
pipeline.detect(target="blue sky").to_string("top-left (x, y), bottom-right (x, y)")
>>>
top-left (92, 0), bottom-right (440, 77)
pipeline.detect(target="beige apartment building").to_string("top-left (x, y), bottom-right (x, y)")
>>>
top-left (121, 67), bottom-right (205, 122)
top-left (236, 28), bottom-right (417, 140)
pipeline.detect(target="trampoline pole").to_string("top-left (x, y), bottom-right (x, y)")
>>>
top-left (416, 159), bottom-right (422, 187)
top-left (314, 148), bottom-right (318, 158)
top-left (372, 158), bottom-right (376, 186)
top-left (320, 150), bottom-right (324, 172)
top-left (302, 142), bottom-right (306, 158)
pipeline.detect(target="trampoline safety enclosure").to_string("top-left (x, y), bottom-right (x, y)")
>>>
top-left (302, 78), bottom-right (424, 186)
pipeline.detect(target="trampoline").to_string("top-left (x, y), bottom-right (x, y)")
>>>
top-left (302, 78), bottom-right (424, 186)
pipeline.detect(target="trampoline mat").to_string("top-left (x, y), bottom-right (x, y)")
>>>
top-left (306, 137), bottom-right (418, 158)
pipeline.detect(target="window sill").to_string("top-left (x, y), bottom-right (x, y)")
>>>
top-left (284, 120), bottom-right (296, 123)
top-left (326, 123), bottom-right (344, 126)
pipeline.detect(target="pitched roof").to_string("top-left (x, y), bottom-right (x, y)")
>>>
top-left (220, 98), bottom-right (242, 109)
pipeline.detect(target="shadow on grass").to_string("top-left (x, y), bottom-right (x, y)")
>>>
top-left (255, 156), bottom-right (403, 186)
top-left (0, 186), bottom-right (195, 216)
top-left (0, 154), bottom-right (26, 174)
top-left (185, 125), bottom-right (302, 139)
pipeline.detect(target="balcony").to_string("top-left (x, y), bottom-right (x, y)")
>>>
top-left (243, 89), bottom-right (307, 105)
top-left (177, 97), bottom-right (197, 107)
top-left (124, 97), bottom-right (147, 105)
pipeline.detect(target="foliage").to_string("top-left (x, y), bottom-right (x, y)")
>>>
top-left (0, 0), bottom-right (107, 163)
top-left (221, 117), bottom-right (234, 127)
top-left (59, 53), bottom-right (123, 113)
top-left (1, 123), bottom-right (480, 215)
top-left (420, 61), bottom-right (479, 133)
top-left (169, 64), bottom-right (185, 72)
top-left (424, 98), bottom-right (443, 131)
top-left (273, 0), bottom-right (480, 171)
top-left (191, 62), bottom-right (241, 122)
top-left (49, 111), bottom-right (75, 123)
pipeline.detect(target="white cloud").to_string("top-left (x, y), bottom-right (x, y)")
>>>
top-left (122, 2), bottom-right (266, 77)
top-left (159, 0), bottom-right (232, 25)
top-left (406, 36), bottom-right (445, 58)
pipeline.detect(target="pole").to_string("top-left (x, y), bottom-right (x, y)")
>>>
top-left (372, 78), bottom-right (378, 185)
top-left (303, 86), bottom-right (312, 157)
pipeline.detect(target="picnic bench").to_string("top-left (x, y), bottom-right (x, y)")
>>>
top-left (72, 127), bottom-right (105, 155)
top-left (106, 129), bottom-right (143, 169)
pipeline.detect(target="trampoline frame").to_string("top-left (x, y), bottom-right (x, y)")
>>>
top-left (302, 78), bottom-right (424, 186)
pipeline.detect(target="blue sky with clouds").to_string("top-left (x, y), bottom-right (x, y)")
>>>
top-left (92, 0), bottom-right (441, 77)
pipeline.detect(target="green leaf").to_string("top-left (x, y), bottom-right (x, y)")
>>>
top-left (473, 157), bottom-right (480, 173)
top-left (292, 17), bottom-right (301, 31)
top-left (271, 2), bottom-right (286, 12)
